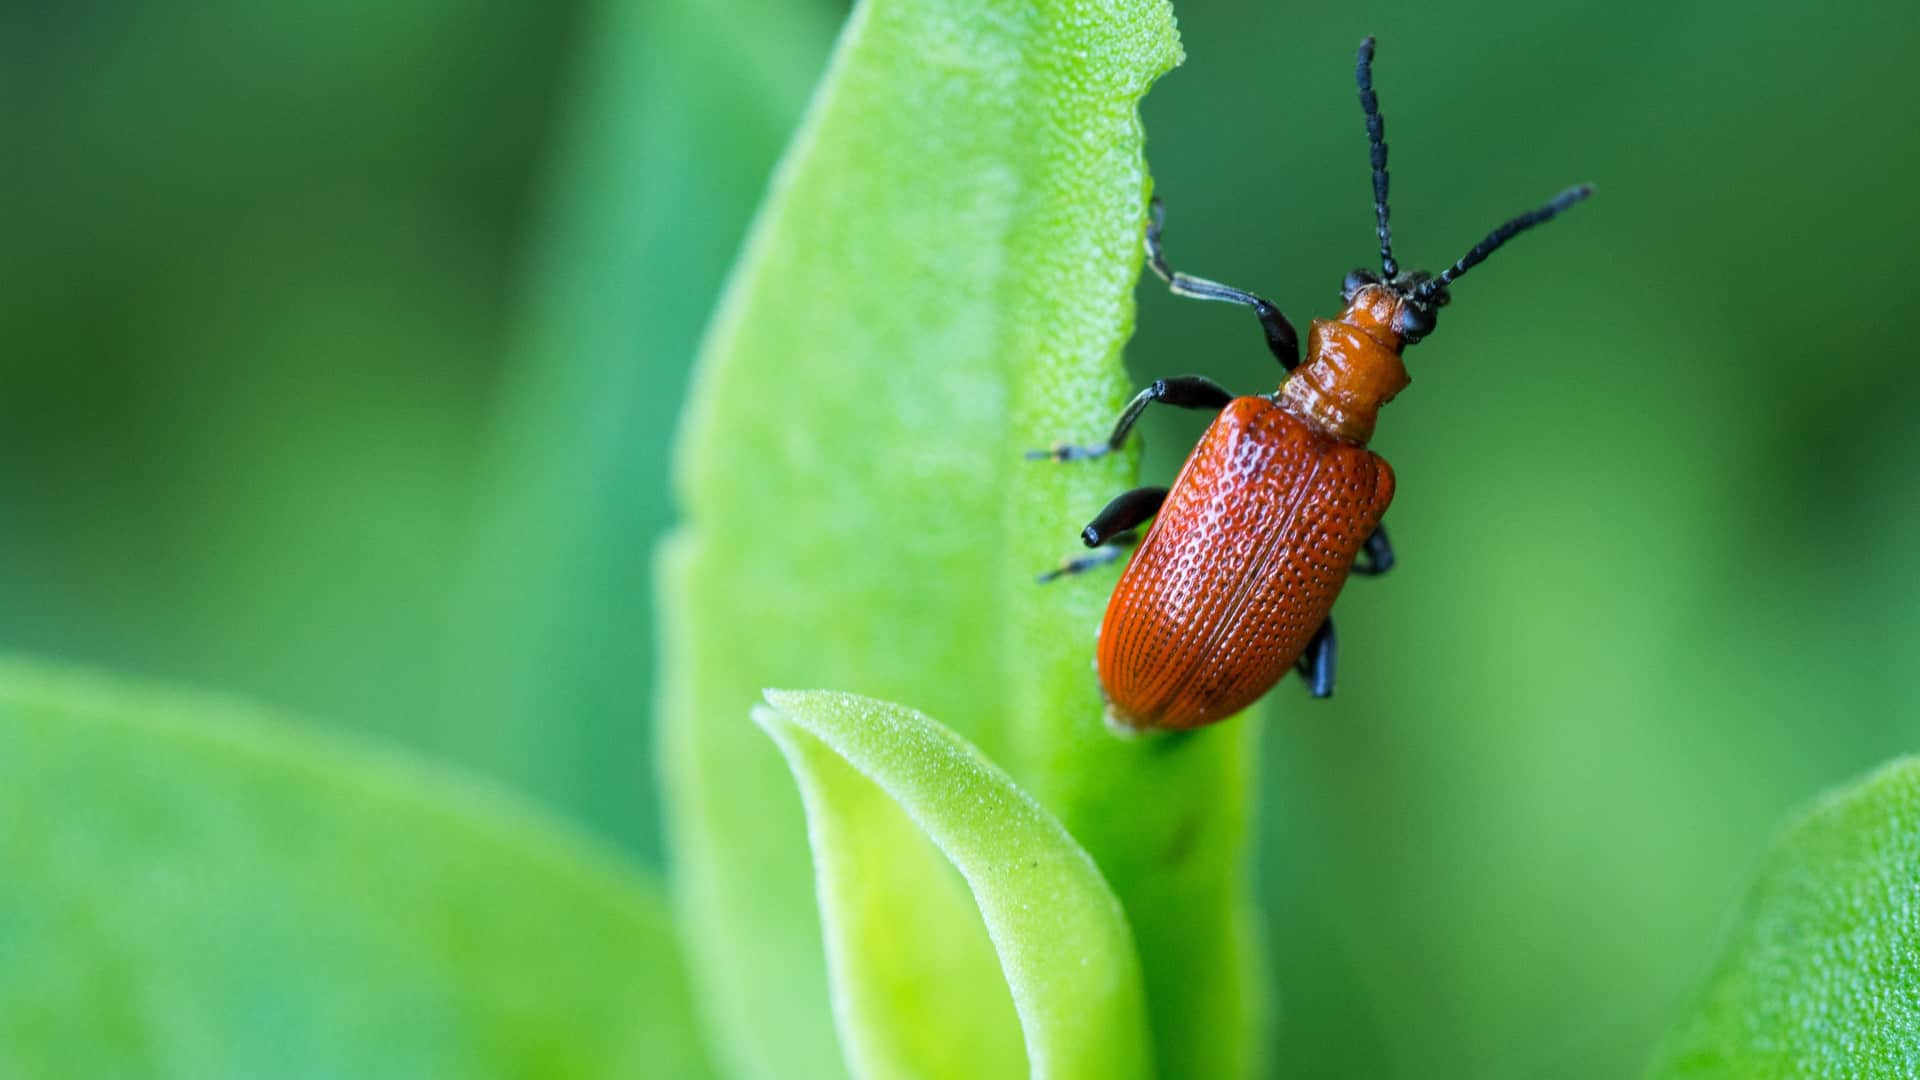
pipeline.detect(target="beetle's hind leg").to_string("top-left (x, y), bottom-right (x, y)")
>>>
top-left (1296, 618), bottom-right (1338, 698)
top-left (1036, 485), bottom-right (1167, 583)
top-left (1352, 525), bottom-right (1395, 576)
top-left (1027, 376), bottom-right (1232, 462)
top-left (1147, 196), bottom-right (1301, 371)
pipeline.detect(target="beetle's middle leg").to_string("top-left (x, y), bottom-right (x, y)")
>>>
top-left (1295, 618), bottom-right (1338, 698)
top-left (1147, 195), bottom-right (1301, 370)
top-left (1027, 376), bottom-right (1232, 462)
top-left (1036, 485), bottom-right (1167, 583)
top-left (1080, 485), bottom-right (1168, 547)
top-left (1036, 535), bottom-right (1135, 584)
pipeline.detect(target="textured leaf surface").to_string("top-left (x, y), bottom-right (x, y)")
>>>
top-left (757, 690), bottom-right (1150, 1080)
top-left (0, 658), bottom-right (710, 1079)
top-left (660, 0), bottom-right (1269, 1076)
top-left (1650, 758), bottom-right (1920, 1076)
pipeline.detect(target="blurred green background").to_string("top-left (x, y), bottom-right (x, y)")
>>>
top-left (3, 0), bottom-right (1915, 1076)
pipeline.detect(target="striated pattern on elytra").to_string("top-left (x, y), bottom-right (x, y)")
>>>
top-left (1098, 396), bottom-right (1395, 730)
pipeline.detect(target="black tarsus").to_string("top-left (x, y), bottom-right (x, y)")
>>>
top-left (1416, 184), bottom-right (1595, 302)
top-left (1036, 530), bottom-right (1139, 584)
top-left (1082, 486), bottom-right (1169, 547)
top-left (1146, 197), bottom-right (1301, 370)
top-left (1026, 374), bottom-right (1234, 462)
top-left (1296, 618), bottom-right (1338, 698)
top-left (1356, 36), bottom-right (1396, 279)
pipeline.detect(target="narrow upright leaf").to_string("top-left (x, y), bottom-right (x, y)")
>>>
top-left (757, 690), bottom-right (1151, 1080)
top-left (661, 0), bottom-right (1267, 1076)
top-left (1650, 758), bottom-right (1920, 1076)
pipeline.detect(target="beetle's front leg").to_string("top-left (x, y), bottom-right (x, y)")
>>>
top-left (1147, 196), bottom-right (1301, 370)
top-left (1352, 524), bottom-right (1395, 576)
top-left (1027, 376), bottom-right (1233, 462)
top-left (1295, 618), bottom-right (1337, 698)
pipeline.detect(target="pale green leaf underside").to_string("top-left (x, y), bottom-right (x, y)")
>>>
top-left (757, 690), bottom-right (1151, 1080)
top-left (1650, 757), bottom-right (1920, 1076)
top-left (0, 657), bottom-right (710, 1079)
top-left (662, 0), bottom-right (1266, 1075)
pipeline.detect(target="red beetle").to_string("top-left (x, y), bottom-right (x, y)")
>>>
top-left (1036, 37), bottom-right (1590, 731)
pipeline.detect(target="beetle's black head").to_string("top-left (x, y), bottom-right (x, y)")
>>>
top-left (1351, 36), bottom-right (1591, 347)
top-left (1341, 267), bottom-right (1448, 344)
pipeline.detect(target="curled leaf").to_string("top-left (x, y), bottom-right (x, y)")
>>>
top-left (756, 689), bottom-right (1152, 1080)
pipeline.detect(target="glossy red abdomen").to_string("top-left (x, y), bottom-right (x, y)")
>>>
top-left (1097, 395), bottom-right (1395, 731)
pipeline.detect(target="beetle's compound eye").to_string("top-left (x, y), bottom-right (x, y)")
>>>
top-left (1342, 269), bottom-right (1379, 301)
top-left (1392, 302), bottom-right (1437, 343)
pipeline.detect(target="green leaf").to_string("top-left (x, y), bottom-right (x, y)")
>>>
top-left (445, 0), bottom-right (839, 856)
top-left (755, 690), bottom-right (1151, 1080)
top-left (1649, 757), bottom-right (1920, 1077)
top-left (661, 0), bottom-right (1266, 1077)
top-left (0, 657), bottom-right (712, 1079)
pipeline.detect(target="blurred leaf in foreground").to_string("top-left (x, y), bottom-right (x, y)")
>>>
top-left (756, 689), bottom-right (1150, 1080)
top-left (0, 658), bottom-right (709, 1079)
top-left (660, 0), bottom-right (1266, 1075)
top-left (1650, 757), bottom-right (1920, 1077)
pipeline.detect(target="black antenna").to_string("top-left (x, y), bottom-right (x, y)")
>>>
top-left (1415, 184), bottom-right (1594, 302)
top-left (1356, 36), bottom-right (1396, 278)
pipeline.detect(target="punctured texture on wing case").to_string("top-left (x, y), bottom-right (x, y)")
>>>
top-left (1097, 395), bottom-right (1395, 730)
